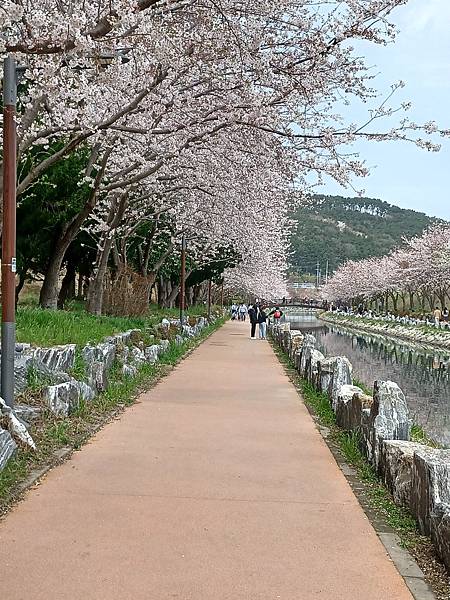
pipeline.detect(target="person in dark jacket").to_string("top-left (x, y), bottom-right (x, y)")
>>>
top-left (257, 307), bottom-right (268, 339)
top-left (248, 304), bottom-right (258, 339)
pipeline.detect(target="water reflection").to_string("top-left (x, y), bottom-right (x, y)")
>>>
top-left (286, 311), bottom-right (450, 447)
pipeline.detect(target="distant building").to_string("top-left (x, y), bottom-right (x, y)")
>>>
top-left (289, 282), bottom-right (316, 290)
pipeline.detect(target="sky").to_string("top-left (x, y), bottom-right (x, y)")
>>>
top-left (319, 0), bottom-right (450, 220)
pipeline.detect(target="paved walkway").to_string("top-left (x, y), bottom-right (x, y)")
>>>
top-left (0, 321), bottom-right (413, 600)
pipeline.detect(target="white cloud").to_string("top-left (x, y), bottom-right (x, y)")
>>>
top-left (398, 0), bottom-right (450, 34)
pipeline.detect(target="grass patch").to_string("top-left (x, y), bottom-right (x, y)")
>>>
top-left (335, 429), bottom-right (418, 536)
top-left (16, 303), bottom-right (214, 347)
top-left (26, 365), bottom-right (53, 392)
top-left (300, 379), bottom-right (336, 426)
top-left (0, 316), bottom-right (226, 511)
top-left (70, 349), bottom-right (87, 380)
top-left (410, 424), bottom-right (441, 449)
top-left (352, 377), bottom-right (373, 396)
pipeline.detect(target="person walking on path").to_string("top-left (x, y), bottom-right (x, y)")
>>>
top-left (239, 303), bottom-right (248, 321)
top-left (258, 307), bottom-right (268, 339)
top-left (248, 303), bottom-right (258, 339)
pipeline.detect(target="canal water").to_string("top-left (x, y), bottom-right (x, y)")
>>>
top-left (286, 311), bottom-right (450, 447)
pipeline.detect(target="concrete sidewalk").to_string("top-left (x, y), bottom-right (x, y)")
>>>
top-left (0, 321), bottom-right (414, 599)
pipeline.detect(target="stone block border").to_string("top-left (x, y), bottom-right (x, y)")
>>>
top-left (270, 322), bottom-right (450, 575)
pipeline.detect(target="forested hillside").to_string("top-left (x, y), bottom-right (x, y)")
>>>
top-left (290, 195), bottom-right (437, 275)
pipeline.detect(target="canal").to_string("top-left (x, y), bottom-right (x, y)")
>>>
top-left (286, 310), bottom-right (450, 447)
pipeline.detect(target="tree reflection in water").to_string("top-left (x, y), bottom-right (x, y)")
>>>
top-left (287, 313), bottom-right (450, 447)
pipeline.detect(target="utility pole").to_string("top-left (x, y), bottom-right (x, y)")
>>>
top-left (179, 234), bottom-right (186, 326)
top-left (2, 57), bottom-right (19, 408)
top-left (316, 261), bottom-right (320, 289)
top-left (220, 281), bottom-right (224, 312)
top-left (325, 260), bottom-right (329, 286)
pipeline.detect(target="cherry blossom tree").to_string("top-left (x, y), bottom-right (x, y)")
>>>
top-left (322, 224), bottom-right (450, 314)
top-left (1, 0), bottom-right (449, 305)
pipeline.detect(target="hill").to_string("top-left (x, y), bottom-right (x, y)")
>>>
top-left (290, 195), bottom-right (438, 276)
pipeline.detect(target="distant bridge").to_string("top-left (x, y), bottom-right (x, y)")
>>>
top-left (271, 301), bottom-right (327, 310)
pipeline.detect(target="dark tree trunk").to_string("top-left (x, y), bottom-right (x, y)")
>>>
top-left (86, 193), bottom-right (128, 315)
top-left (39, 242), bottom-right (68, 309)
top-left (58, 260), bottom-right (77, 308)
top-left (77, 271), bottom-right (84, 299)
top-left (15, 269), bottom-right (27, 306)
top-left (86, 235), bottom-right (115, 315)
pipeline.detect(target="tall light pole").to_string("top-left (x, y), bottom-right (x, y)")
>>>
top-left (2, 57), bottom-right (20, 408)
top-left (179, 234), bottom-right (186, 325)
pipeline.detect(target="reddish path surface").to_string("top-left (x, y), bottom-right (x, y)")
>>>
top-left (0, 321), bottom-right (413, 599)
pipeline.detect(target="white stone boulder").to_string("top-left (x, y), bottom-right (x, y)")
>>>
top-left (0, 428), bottom-right (17, 471)
top-left (44, 380), bottom-right (96, 417)
top-left (298, 334), bottom-right (316, 377)
top-left (328, 357), bottom-right (353, 410)
top-left (410, 447), bottom-right (450, 536)
top-left (159, 339), bottom-right (170, 353)
top-left (145, 345), bottom-right (160, 364)
top-left (305, 349), bottom-right (325, 385)
top-left (334, 385), bottom-right (365, 430)
top-left (122, 364), bottom-right (138, 378)
top-left (362, 380), bottom-right (409, 469)
top-left (30, 344), bottom-right (76, 373)
top-left (380, 440), bottom-right (425, 508)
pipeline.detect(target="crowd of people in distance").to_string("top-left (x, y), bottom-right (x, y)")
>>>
top-left (331, 303), bottom-right (450, 330)
top-left (230, 303), bottom-right (249, 321)
top-left (230, 302), bottom-right (284, 339)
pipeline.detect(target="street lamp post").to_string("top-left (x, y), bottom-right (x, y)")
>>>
top-left (2, 56), bottom-right (20, 408)
top-left (179, 234), bottom-right (186, 326)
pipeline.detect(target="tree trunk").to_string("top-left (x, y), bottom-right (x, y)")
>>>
top-left (77, 271), bottom-right (84, 299)
top-left (15, 270), bottom-right (27, 306)
top-left (388, 292), bottom-right (398, 313)
top-left (87, 192), bottom-right (128, 316)
top-left (419, 292), bottom-right (426, 313)
top-left (38, 146), bottom-right (111, 310)
top-left (39, 242), bottom-right (68, 309)
top-left (166, 282), bottom-right (179, 309)
top-left (58, 260), bottom-right (77, 308)
top-left (187, 286), bottom-right (194, 307)
top-left (86, 234), bottom-right (115, 315)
